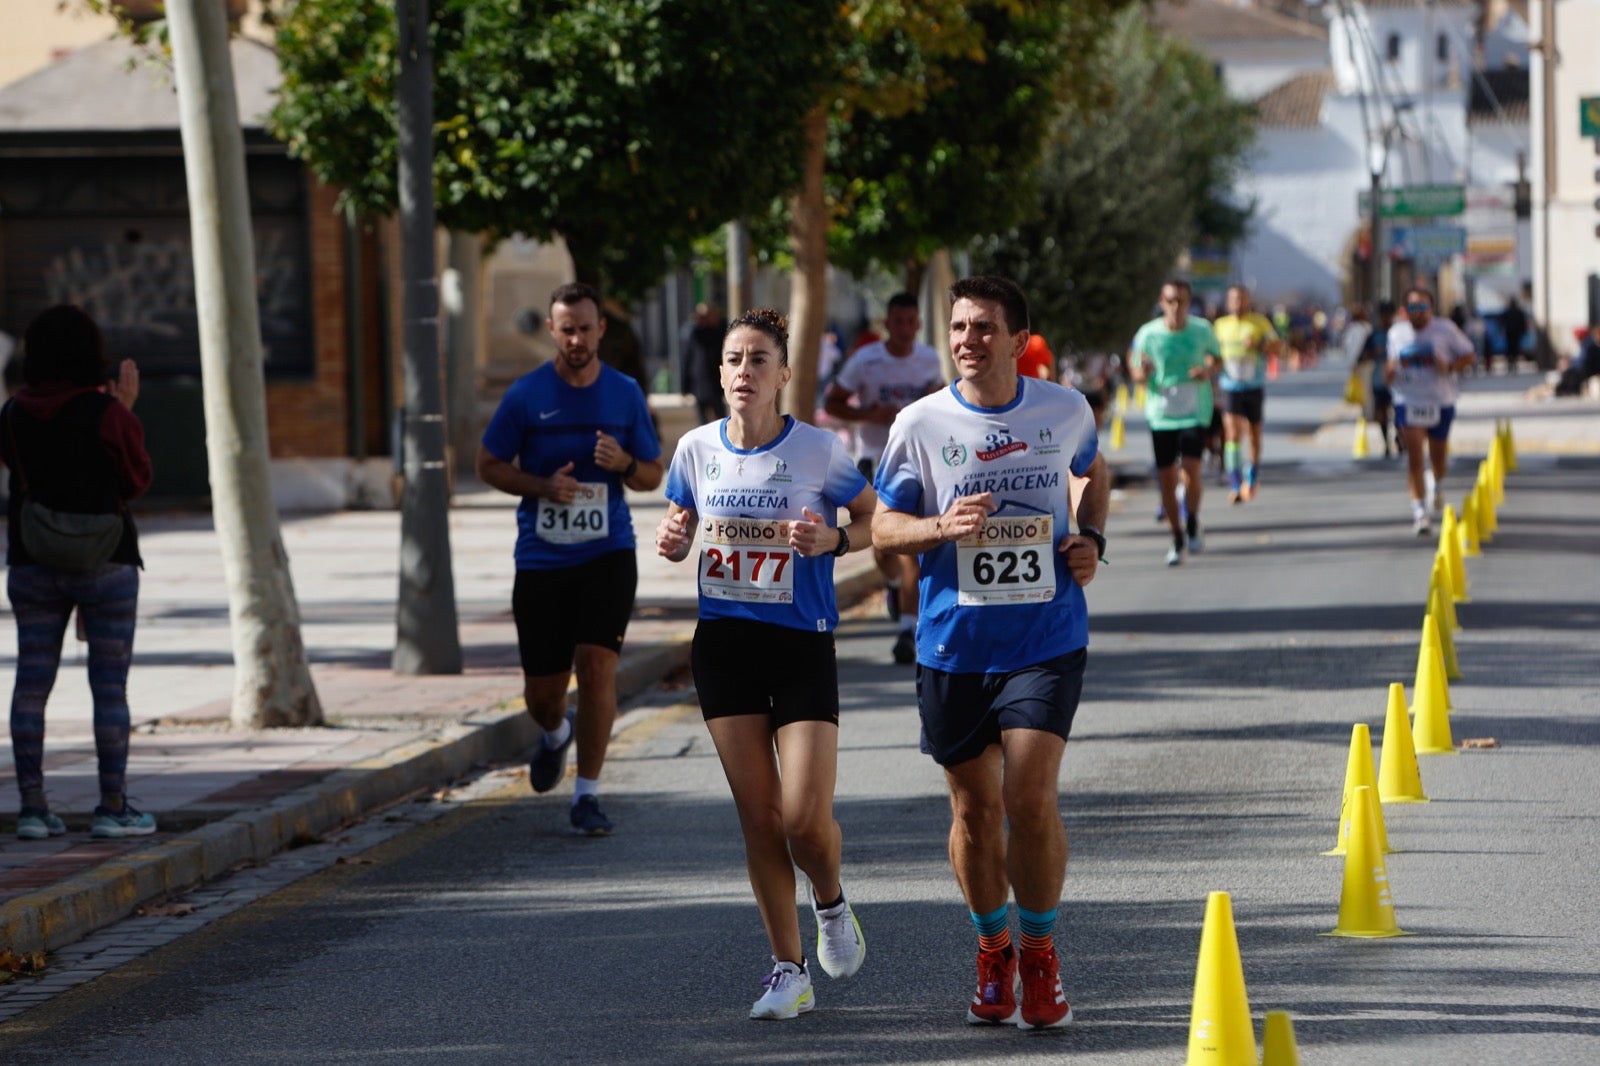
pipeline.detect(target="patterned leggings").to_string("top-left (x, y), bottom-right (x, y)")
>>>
top-left (8, 563), bottom-right (140, 807)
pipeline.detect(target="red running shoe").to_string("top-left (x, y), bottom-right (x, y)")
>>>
top-left (1018, 946), bottom-right (1073, 1029)
top-left (966, 946), bottom-right (1020, 1025)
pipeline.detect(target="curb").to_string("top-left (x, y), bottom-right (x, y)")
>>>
top-left (0, 565), bottom-right (878, 957)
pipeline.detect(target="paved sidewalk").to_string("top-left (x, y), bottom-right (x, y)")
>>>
top-left (2, 365), bottom-right (1593, 957)
top-left (0, 484), bottom-right (883, 955)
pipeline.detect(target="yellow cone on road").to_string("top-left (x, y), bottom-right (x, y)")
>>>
top-left (1261, 1011), bottom-right (1302, 1066)
top-left (1429, 581), bottom-right (1461, 681)
top-left (1187, 891), bottom-right (1256, 1066)
top-left (1412, 617), bottom-right (1456, 754)
top-left (1440, 506), bottom-right (1468, 601)
top-left (1325, 723), bottom-right (1392, 855)
top-left (1323, 787), bottom-right (1411, 938)
top-left (1352, 418), bottom-right (1369, 458)
top-left (1459, 488), bottom-right (1482, 557)
top-left (1378, 682), bottom-right (1428, 803)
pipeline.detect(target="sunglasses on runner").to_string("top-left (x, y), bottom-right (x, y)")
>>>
top-left (1406, 302), bottom-right (1429, 313)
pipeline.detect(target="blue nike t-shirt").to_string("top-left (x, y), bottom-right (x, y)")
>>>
top-left (481, 362), bottom-right (661, 569)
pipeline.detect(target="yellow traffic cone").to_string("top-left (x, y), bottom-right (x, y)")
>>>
top-left (1261, 1011), bottom-right (1302, 1066)
top-left (1440, 506), bottom-right (1468, 601)
top-left (1429, 555), bottom-right (1461, 638)
top-left (1110, 412), bottom-right (1126, 451)
top-left (1459, 488), bottom-right (1482, 557)
top-left (1412, 618), bottom-right (1456, 754)
top-left (1490, 436), bottom-right (1506, 504)
top-left (1352, 418), bottom-right (1369, 458)
top-left (1378, 682), bottom-right (1428, 803)
top-left (1115, 382), bottom-right (1130, 411)
top-left (1503, 419), bottom-right (1519, 472)
top-left (1476, 464), bottom-right (1498, 540)
top-left (1324, 723), bottom-right (1392, 855)
top-left (1417, 612), bottom-right (1456, 712)
top-left (1134, 382), bottom-right (1148, 409)
top-left (1323, 786), bottom-right (1411, 938)
top-left (1429, 581), bottom-right (1462, 681)
top-left (1187, 891), bottom-right (1256, 1066)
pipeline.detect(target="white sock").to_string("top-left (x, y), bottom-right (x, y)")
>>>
top-left (898, 614), bottom-right (916, 634)
top-left (542, 717), bottom-right (572, 749)
top-left (1412, 499), bottom-right (1427, 519)
top-left (573, 776), bottom-right (599, 804)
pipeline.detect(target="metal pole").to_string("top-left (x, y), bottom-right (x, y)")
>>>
top-left (393, 0), bottom-right (462, 674)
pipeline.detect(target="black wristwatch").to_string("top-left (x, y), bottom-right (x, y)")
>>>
top-left (622, 457), bottom-right (639, 480)
top-left (1080, 525), bottom-right (1107, 561)
top-left (831, 525), bottom-right (851, 557)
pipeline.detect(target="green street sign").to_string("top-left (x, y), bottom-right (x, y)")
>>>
top-left (1583, 97), bottom-right (1600, 138)
top-left (1358, 184), bottom-right (1467, 218)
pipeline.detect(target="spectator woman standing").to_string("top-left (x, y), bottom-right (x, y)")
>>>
top-left (4, 305), bottom-right (155, 840)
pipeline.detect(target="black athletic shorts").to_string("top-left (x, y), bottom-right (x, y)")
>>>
top-left (512, 549), bottom-right (637, 677)
top-left (692, 617), bottom-right (840, 726)
top-left (1150, 426), bottom-right (1209, 467)
top-left (916, 647), bottom-right (1087, 767)
top-left (1220, 387), bottom-right (1265, 424)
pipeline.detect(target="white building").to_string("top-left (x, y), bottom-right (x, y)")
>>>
top-left (1530, 0), bottom-right (1600, 360)
top-left (1163, 0), bottom-right (1533, 320)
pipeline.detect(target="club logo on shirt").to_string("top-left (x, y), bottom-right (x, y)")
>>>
top-left (977, 430), bottom-right (1028, 462)
top-left (770, 457), bottom-right (791, 483)
top-left (1038, 427), bottom-right (1052, 445)
top-left (706, 458), bottom-right (723, 481)
top-left (941, 438), bottom-right (969, 467)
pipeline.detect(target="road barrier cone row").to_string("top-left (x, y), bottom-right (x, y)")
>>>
top-left (1412, 615), bottom-right (1456, 753)
top-left (1459, 487), bottom-right (1483, 557)
top-left (1378, 682), bottom-right (1428, 803)
top-left (1440, 506), bottom-right (1468, 601)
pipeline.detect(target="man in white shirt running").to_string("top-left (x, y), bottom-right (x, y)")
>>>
top-left (1384, 286), bottom-right (1476, 536)
top-left (825, 292), bottom-right (943, 664)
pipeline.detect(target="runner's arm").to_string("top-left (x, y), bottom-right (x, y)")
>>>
top-left (654, 501), bottom-right (697, 563)
top-left (475, 444), bottom-right (576, 503)
top-left (873, 492), bottom-right (996, 557)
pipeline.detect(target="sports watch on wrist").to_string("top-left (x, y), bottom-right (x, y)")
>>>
top-left (1080, 525), bottom-right (1107, 561)
top-left (831, 525), bottom-right (851, 557)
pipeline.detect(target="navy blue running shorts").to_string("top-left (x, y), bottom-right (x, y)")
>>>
top-left (916, 647), bottom-right (1087, 767)
top-left (512, 549), bottom-right (637, 677)
top-left (692, 616), bottom-right (840, 727)
top-left (1394, 403), bottom-right (1456, 441)
top-left (1220, 387), bottom-right (1265, 424)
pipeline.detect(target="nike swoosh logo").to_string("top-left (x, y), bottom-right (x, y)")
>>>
top-left (539, 410), bottom-right (560, 420)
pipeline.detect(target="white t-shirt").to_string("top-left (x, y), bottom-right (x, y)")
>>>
top-left (1386, 317), bottom-right (1474, 409)
top-left (875, 378), bottom-right (1100, 674)
top-left (664, 416), bottom-right (868, 633)
top-left (833, 341), bottom-right (944, 462)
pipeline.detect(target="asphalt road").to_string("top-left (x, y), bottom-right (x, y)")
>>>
top-left (5, 379), bottom-right (1599, 1065)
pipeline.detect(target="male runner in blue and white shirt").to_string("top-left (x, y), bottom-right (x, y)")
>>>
top-left (872, 275), bottom-right (1110, 1030)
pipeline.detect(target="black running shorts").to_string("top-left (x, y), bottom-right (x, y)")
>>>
top-left (1220, 387), bottom-right (1265, 424)
top-left (916, 647), bottom-right (1087, 767)
top-left (1150, 426), bottom-right (1208, 467)
top-left (512, 549), bottom-right (637, 677)
top-left (692, 617), bottom-right (840, 727)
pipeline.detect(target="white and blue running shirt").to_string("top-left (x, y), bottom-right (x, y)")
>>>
top-left (666, 416), bottom-right (868, 633)
top-left (1386, 317), bottom-right (1475, 412)
top-left (875, 377), bottom-right (1099, 674)
top-left (833, 341), bottom-right (944, 462)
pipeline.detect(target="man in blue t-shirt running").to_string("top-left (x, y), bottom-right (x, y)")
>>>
top-left (476, 282), bottom-right (663, 835)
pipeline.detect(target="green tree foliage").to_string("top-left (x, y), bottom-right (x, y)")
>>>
top-left (269, 0), bottom-right (834, 298)
top-left (971, 9), bottom-right (1257, 354)
top-left (824, 1), bottom-right (1127, 282)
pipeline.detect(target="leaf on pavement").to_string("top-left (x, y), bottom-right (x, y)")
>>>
top-left (0, 949), bottom-right (48, 975)
top-left (136, 902), bottom-right (196, 918)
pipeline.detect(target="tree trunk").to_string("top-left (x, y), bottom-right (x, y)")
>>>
top-left (783, 102), bottom-right (830, 424)
top-left (393, 0), bottom-right (463, 675)
top-left (726, 219), bottom-right (753, 318)
top-left (926, 248), bottom-right (958, 383)
top-left (904, 256), bottom-right (928, 305)
top-left (443, 231), bottom-right (483, 477)
top-left (165, 0), bottom-right (322, 727)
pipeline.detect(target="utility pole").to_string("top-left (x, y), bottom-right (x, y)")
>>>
top-left (393, 0), bottom-right (462, 674)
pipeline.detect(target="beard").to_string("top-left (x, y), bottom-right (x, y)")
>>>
top-left (559, 345), bottom-right (596, 371)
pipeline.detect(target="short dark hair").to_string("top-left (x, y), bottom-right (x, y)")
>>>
top-left (1405, 286), bottom-right (1435, 308)
top-left (1162, 277), bottom-right (1193, 296)
top-left (549, 282), bottom-right (602, 315)
top-left (886, 292), bottom-right (919, 313)
top-left (22, 304), bottom-right (107, 388)
top-left (726, 307), bottom-right (789, 365)
top-left (949, 276), bottom-right (1029, 334)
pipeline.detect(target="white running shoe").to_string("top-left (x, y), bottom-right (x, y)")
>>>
top-left (1412, 512), bottom-right (1432, 538)
top-left (1165, 546), bottom-right (1183, 567)
top-left (812, 895), bottom-right (866, 979)
top-left (750, 959), bottom-right (814, 1020)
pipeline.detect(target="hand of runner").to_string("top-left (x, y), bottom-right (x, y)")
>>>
top-left (545, 461), bottom-right (578, 504)
top-left (655, 509), bottom-right (694, 562)
top-left (788, 507), bottom-right (835, 557)
top-left (593, 430), bottom-right (629, 472)
top-left (1059, 535), bottom-right (1100, 587)
top-left (934, 493), bottom-right (996, 542)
